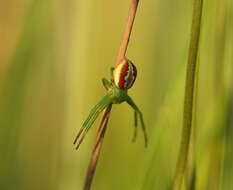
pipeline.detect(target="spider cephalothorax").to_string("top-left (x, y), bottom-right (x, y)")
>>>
top-left (73, 57), bottom-right (147, 149)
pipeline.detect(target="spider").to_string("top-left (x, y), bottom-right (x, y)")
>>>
top-left (73, 57), bottom-right (148, 150)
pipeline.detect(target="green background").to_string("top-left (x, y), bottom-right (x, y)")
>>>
top-left (0, 0), bottom-right (232, 189)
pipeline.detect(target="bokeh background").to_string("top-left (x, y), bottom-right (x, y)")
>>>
top-left (0, 0), bottom-right (232, 189)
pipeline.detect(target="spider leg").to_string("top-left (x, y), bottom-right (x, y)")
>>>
top-left (132, 110), bottom-right (138, 142)
top-left (75, 97), bottom-right (111, 150)
top-left (102, 78), bottom-right (112, 90)
top-left (137, 110), bottom-right (148, 147)
top-left (73, 99), bottom-right (103, 145)
top-left (110, 67), bottom-right (114, 83)
top-left (74, 94), bottom-right (112, 150)
top-left (126, 96), bottom-right (148, 147)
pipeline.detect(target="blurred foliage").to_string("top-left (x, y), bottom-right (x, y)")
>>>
top-left (0, 0), bottom-right (232, 190)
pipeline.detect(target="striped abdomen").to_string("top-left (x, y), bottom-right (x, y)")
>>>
top-left (114, 58), bottom-right (137, 89)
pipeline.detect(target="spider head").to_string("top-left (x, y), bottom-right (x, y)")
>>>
top-left (109, 86), bottom-right (128, 104)
top-left (113, 58), bottom-right (137, 90)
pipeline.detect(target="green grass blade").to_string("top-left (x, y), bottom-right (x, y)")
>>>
top-left (173, 0), bottom-right (203, 189)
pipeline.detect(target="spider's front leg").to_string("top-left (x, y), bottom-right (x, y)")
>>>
top-left (102, 78), bottom-right (112, 91)
top-left (132, 110), bottom-right (138, 142)
top-left (73, 94), bottom-right (112, 150)
top-left (126, 95), bottom-right (148, 147)
top-left (102, 67), bottom-right (115, 91)
top-left (110, 67), bottom-right (115, 83)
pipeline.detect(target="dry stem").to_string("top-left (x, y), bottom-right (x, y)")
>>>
top-left (117, 0), bottom-right (139, 63)
top-left (83, 105), bottom-right (112, 190)
top-left (82, 0), bottom-right (140, 189)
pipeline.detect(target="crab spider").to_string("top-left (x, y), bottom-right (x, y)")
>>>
top-left (73, 57), bottom-right (148, 150)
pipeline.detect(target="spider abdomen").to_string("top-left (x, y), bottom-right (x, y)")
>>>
top-left (114, 58), bottom-right (137, 89)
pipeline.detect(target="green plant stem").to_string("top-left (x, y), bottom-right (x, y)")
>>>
top-left (173, 0), bottom-right (203, 189)
top-left (186, 53), bottom-right (200, 190)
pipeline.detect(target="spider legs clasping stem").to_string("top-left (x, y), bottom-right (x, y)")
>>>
top-left (73, 92), bottom-right (148, 149)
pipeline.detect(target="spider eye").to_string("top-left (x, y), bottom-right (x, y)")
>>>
top-left (113, 58), bottom-right (137, 89)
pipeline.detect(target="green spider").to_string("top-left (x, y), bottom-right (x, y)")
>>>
top-left (73, 57), bottom-right (148, 149)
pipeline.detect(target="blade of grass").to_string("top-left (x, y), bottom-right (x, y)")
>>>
top-left (185, 52), bottom-right (200, 190)
top-left (173, 0), bottom-right (203, 189)
top-left (221, 2), bottom-right (233, 186)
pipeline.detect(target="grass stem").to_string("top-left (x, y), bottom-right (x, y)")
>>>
top-left (173, 0), bottom-right (203, 189)
top-left (83, 105), bottom-right (112, 190)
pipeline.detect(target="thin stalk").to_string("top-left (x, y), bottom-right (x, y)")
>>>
top-left (186, 52), bottom-right (200, 190)
top-left (82, 1), bottom-right (140, 189)
top-left (117, 0), bottom-right (139, 63)
top-left (173, 0), bottom-right (203, 190)
top-left (83, 104), bottom-right (112, 190)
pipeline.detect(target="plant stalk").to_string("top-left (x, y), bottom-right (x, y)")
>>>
top-left (173, 0), bottom-right (203, 189)
top-left (83, 104), bottom-right (112, 190)
top-left (82, 0), bottom-right (140, 189)
top-left (117, 0), bottom-right (139, 63)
